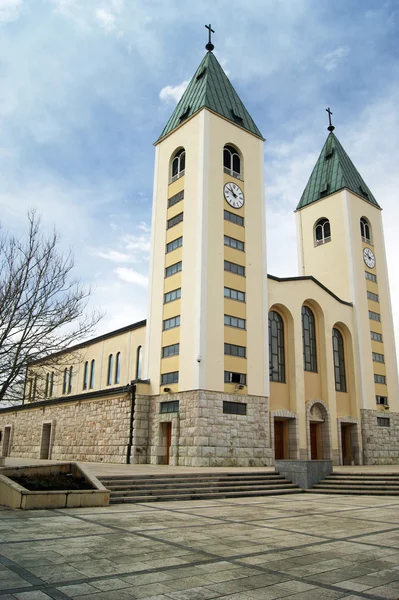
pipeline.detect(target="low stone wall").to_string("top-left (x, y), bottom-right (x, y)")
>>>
top-left (145, 390), bottom-right (272, 467)
top-left (0, 393), bottom-right (132, 464)
top-left (361, 409), bottom-right (399, 465)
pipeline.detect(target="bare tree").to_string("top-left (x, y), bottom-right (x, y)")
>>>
top-left (0, 211), bottom-right (102, 404)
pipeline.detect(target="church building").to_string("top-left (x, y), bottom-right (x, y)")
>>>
top-left (1, 36), bottom-right (398, 467)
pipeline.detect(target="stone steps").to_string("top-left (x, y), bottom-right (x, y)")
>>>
top-left (99, 472), bottom-right (304, 503)
top-left (311, 472), bottom-right (399, 495)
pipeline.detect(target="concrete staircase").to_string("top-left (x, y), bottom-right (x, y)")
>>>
top-left (99, 471), bottom-right (304, 503)
top-left (311, 472), bottom-right (399, 495)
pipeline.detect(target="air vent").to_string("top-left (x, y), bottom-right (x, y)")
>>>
top-left (231, 108), bottom-right (243, 122)
top-left (196, 68), bottom-right (206, 80)
top-left (325, 146), bottom-right (333, 158)
top-left (179, 106), bottom-right (190, 122)
top-left (320, 182), bottom-right (329, 194)
top-left (359, 184), bottom-right (369, 199)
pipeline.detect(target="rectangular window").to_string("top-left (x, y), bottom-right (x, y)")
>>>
top-left (224, 287), bottom-right (245, 302)
top-left (369, 310), bottom-right (381, 322)
top-left (160, 400), bottom-right (179, 413)
top-left (165, 261), bottom-right (182, 278)
top-left (167, 212), bottom-right (183, 229)
top-left (163, 315), bottom-right (180, 330)
top-left (224, 343), bottom-right (246, 358)
top-left (371, 331), bottom-right (383, 342)
top-left (166, 237), bottom-right (183, 253)
top-left (372, 352), bottom-right (384, 363)
top-left (367, 291), bottom-right (379, 302)
top-left (161, 371), bottom-right (179, 385)
top-left (224, 235), bottom-right (244, 251)
top-left (374, 374), bottom-right (386, 384)
top-left (224, 210), bottom-right (244, 227)
top-left (162, 343), bottom-right (180, 358)
top-left (224, 314), bottom-right (246, 329)
top-left (223, 401), bottom-right (247, 415)
top-left (168, 190), bottom-right (184, 208)
top-left (365, 271), bottom-right (377, 282)
top-left (164, 288), bottom-right (181, 304)
top-left (224, 260), bottom-right (245, 276)
top-left (377, 417), bottom-right (390, 427)
top-left (224, 371), bottom-right (247, 386)
top-left (376, 395), bottom-right (388, 405)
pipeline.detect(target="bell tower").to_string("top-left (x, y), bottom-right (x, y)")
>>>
top-left (142, 30), bottom-right (272, 466)
top-left (296, 112), bottom-right (399, 419)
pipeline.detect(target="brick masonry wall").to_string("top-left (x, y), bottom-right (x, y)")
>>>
top-left (146, 390), bottom-right (273, 467)
top-left (0, 394), bottom-right (132, 464)
top-left (361, 409), bottom-right (399, 465)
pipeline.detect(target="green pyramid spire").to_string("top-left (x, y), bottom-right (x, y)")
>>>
top-left (296, 132), bottom-right (380, 210)
top-left (157, 52), bottom-right (263, 142)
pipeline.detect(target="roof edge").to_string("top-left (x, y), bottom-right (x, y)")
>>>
top-left (295, 186), bottom-right (382, 212)
top-left (267, 274), bottom-right (352, 306)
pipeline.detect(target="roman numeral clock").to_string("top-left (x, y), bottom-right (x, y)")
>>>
top-left (224, 182), bottom-right (245, 209)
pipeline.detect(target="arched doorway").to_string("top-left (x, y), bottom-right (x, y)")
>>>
top-left (306, 400), bottom-right (332, 460)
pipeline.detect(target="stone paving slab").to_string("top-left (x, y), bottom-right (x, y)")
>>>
top-left (2, 494), bottom-right (399, 598)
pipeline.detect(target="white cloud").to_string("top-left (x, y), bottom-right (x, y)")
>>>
top-left (320, 46), bottom-right (350, 71)
top-left (159, 80), bottom-right (189, 104)
top-left (93, 250), bottom-right (133, 263)
top-left (0, 0), bottom-right (23, 24)
top-left (95, 7), bottom-right (116, 32)
top-left (115, 267), bottom-right (148, 287)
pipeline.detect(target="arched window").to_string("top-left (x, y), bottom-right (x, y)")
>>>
top-left (49, 372), bottom-right (54, 397)
top-left (82, 361), bottom-right (89, 390)
top-left (360, 217), bottom-right (372, 243)
top-left (62, 368), bottom-right (68, 395)
top-left (115, 352), bottom-right (121, 384)
top-left (107, 354), bottom-right (113, 386)
top-left (171, 148), bottom-right (185, 182)
top-left (302, 306), bottom-right (317, 372)
top-left (68, 367), bottom-right (73, 394)
top-left (136, 346), bottom-right (142, 380)
top-left (89, 359), bottom-right (95, 389)
top-left (268, 311), bottom-right (285, 383)
top-left (332, 328), bottom-right (347, 392)
top-left (315, 218), bottom-right (331, 246)
top-left (223, 144), bottom-right (242, 179)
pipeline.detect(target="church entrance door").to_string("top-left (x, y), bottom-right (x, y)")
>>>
top-left (274, 420), bottom-right (285, 460)
top-left (310, 422), bottom-right (321, 460)
top-left (341, 424), bottom-right (353, 465)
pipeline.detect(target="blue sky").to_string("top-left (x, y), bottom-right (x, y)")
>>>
top-left (1, 0), bottom-right (399, 348)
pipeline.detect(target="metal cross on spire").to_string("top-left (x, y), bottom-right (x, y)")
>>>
top-left (326, 107), bottom-right (335, 132)
top-left (205, 24), bottom-right (215, 52)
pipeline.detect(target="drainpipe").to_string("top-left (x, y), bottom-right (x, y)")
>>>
top-left (126, 382), bottom-right (136, 464)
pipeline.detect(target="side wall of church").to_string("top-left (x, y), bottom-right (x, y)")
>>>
top-left (361, 409), bottom-right (399, 465)
top-left (0, 393), bottom-right (132, 463)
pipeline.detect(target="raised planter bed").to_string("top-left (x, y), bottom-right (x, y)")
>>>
top-left (0, 462), bottom-right (109, 509)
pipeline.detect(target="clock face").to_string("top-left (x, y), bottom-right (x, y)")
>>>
top-left (363, 247), bottom-right (376, 269)
top-left (224, 182), bottom-right (245, 209)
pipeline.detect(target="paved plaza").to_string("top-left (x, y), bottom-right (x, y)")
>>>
top-left (2, 492), bottom-right (399, 599)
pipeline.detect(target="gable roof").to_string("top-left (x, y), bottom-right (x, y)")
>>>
top-left (157, 51), bottom-right (263, 142)
top-left (297, 132), bottom-right (380, 210)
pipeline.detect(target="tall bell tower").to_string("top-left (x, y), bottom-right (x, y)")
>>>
top-left (296, 112), bottom-right (399, 423)
top-left (143, 31), bottom-right (272, 466)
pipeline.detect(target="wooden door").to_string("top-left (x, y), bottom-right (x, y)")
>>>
top-left (341, 424), bottom-right (352, 465)
top-left (310, 423), bottom-right (318, 460)
top-left (165, 422), bottom-right (172, 465)
top-left (274, 421), bottom-right (285, 460)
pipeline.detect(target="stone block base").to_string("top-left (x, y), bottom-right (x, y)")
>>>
top-left (361, 409), bottom-right (399, 465)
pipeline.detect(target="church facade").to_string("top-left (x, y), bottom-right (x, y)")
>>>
top-left (1, 44), bottom-right (398, 467)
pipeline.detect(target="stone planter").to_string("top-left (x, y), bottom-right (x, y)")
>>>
top-left (0, 462), bottom-right (109, 509)
top-left (275, 459), bottom-right (333, 489)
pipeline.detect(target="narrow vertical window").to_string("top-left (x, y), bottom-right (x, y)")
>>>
top-left (332, 328), bottom-right (347, 392)
top-left (171, 148), bottom-right (186, 182)
top-left (115, 352), bottom-right (121, 384)
top-left (45, 373), bottom-right (50, 398)
top-left (302, 306), bottom-right (317, 372)
top-left (62, 368), bottom-right (68, 395)
top-left (68, 367), bottom-right (73, 394)
top-left (89, 359), bottom-right (95, 389)
top-left (136, 346), bottom-right (142, 380)
top-left (49, 372), bottom-right (54, 397)
top-left (107, 354), bottom-right (113, 386)
top-left (268, 311), bottom-right (285, 383)
top-left (360, 217), bottom-right (372, 243)
top-left (83, 361), bottom-right (89, 390)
